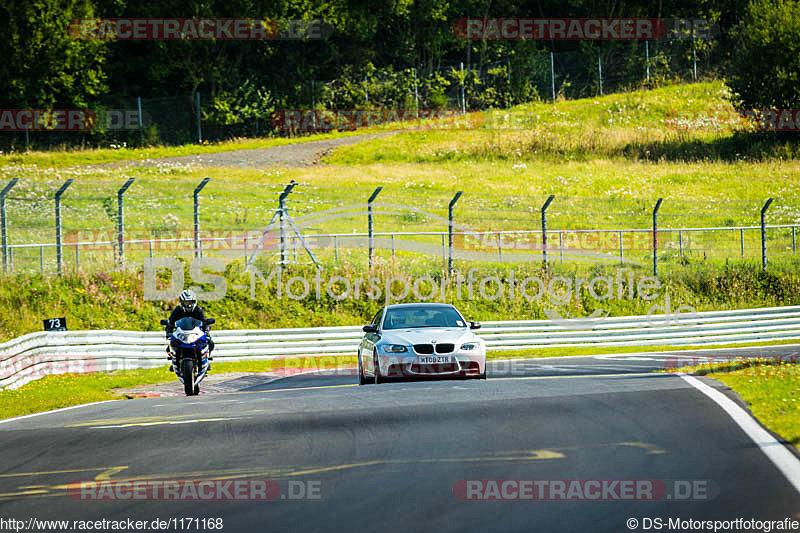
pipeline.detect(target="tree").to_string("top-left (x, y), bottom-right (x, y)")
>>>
top-left (726, 0), bottom-right (800, 109)
top-left (0, 0), bottom-right (108, 108)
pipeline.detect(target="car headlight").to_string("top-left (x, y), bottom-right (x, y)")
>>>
top-left (460, 343), bottom-right (476, 351)
top-left (383, 344), bottom-right (408, 353)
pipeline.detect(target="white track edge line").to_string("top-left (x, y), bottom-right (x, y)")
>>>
top-left (680, 374), bottom-right (800, 495)
top-left (0, 400), bottom-right (121, 425)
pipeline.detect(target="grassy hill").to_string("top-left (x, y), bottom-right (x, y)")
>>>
top-left (1, 81), bottom-right (799, 342)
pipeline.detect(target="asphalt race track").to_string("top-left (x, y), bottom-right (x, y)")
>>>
top-left (1, 346), bottom-right (799, 532)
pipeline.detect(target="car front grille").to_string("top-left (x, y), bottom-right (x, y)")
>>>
top-left (413, 343), bottom-right (455, 354)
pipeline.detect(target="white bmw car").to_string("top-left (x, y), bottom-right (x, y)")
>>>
top-left (358, 303), bottom-right (487, 384)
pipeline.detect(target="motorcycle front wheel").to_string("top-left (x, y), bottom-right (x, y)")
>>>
top-left (182, 359), bottom-right (195, 396)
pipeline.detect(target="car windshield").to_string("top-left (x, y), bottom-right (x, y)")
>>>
top-left (175, 317), bottom-right (202, 330)
top-left (383, 306), bottom-right (465, 330)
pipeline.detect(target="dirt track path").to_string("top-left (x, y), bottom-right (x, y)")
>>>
top-left (108, 131), bottom-right (396, 169)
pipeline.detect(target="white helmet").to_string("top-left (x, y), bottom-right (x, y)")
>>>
top-left (179, 289), bottom-right (197, 312)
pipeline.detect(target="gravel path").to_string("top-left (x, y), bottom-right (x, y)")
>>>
top-left (108, 131), bottom-right (396, 169)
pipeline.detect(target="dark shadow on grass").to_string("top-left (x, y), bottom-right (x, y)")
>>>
top-left (622, 131), bottom-right (800, 162)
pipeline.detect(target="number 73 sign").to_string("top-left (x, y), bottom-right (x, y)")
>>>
top-left (43, 317), bottom-right (67, 331)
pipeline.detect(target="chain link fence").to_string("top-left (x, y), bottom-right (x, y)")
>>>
top-left (1, 179), bottom-right (797, 277)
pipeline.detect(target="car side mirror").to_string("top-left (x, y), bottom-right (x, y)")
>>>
top-left (363, 324), bottom-right (378, 333)
top-left (204, 318), bottom-right (216, 326)
top-left (160, 319), bottom-right (169, 326)
top-left (469, 321), bottom-right (481, 330)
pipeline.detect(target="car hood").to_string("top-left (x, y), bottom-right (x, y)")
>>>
top-left (380, 327), bottom-right (480, 346)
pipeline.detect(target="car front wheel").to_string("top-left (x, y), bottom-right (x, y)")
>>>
top-left (373, 351), bottom-right (382, 385)
top-left (358, 354), bottom-right (369, 385)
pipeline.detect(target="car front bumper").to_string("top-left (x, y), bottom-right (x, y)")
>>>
top-left (377, 352), bottom-right (486, 378)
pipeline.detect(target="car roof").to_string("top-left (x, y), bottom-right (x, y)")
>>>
top-left (384, 303), bottom-right (456, 309)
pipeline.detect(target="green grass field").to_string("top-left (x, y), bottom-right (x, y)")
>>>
top-left (672, 358), bottom-right (800, 450)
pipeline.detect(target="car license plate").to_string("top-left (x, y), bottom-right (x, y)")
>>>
top-left (418, 356), bottom-right (451, 364)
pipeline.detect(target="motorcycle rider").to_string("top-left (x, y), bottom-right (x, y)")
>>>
top-left (166, 289), bottom-right (215, 371)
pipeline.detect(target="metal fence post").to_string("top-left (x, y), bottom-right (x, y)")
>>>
top-left (740, 228), bottom-right (744, 258)
top-left (279, 181), bottom-right (297, 267)
top-left (619, 230), bottom-right (624, 265)
top-left (652, 198), bottom-right (663, 279)
top-left (691, 19), bottom-right (697, 81)
top-left (550, 51), bottom-right (556, 100)
top-left (196, 92), bottom-right (202, 143)
top-left (793, 226), bottom-right (796, 254)
top-left (678, 230), bottom-right (683, 259)
top-left (367, 187), bottom-right (382, 269)
top-left (1, 178), bottom-right (19, 273)
top-left (55, 179), bottom-right (73, 276)
top-left (413, 67), bottom-right (419, 118)
top-left (137, 96), bottom-right (144, 144)
top-left (117, 178), bottom-right (135, 266)
top-left (597, 50), bottom-right (603, 95)
top-left (460, 62), bottom-right (466, 114)
top-left (541, 195), bottom-right (555, 270)
top-left (448, 191), bottom-right (463, 275)
top-left (559, 231), bottom-right (564, 263)
top-left (761, 198), bottom-right (773, 270)
top-left (193, 178), bottom-right (211, 258)
top-left (645, 40), bottom-right (650, 83)
top-left (39, 246), bottom-right (44, 275)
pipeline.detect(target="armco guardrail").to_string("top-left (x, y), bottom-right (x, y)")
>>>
top-left (2, 306), bottom-right (800, 390)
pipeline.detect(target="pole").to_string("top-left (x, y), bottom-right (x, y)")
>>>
top-left (117, 178), bottom-right (135, 266)
top-left (413, 68), bottom-right (419, 118)
top-left (196, 92), bottom-right (202, 143)
top-left (619, 230), bottom-right (624, 265)
top-left (193, 178), bottom-right (211, 258)
top-left (448, 191), bottom-right (463, 275)
top-left (645, 41), bottom-right (650, 83)
top-left (598, 50), bottom-right (603, 95)
top-left (679, 230), bottom-right (684, 259)
top-left (541, 195), bottom-right (555, 269)
top-left (740, 228), bottom-right (744, 258)
top-left (1, 178), bottom-right (19, 273)
top-left (653, 198), bottom-right (663, 278)
top-left (137, 96), bottom-right (144, 144)
top-left (691, 20), bottom-right (697, 81)
top-left (55, 179), bottom-right (74, 276)
top-left (460, 62), bottom-right (466, 114)
top-left (279, 181), bottom-right (297, 267)
top-left (761, 198), bottom-right (773, 270)
top-left (550, 51), bottom-right (556, 100)
top-left (368, 187), bottom-right (383, 269)
top-left (793, 226), bottom-right (796, 254)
